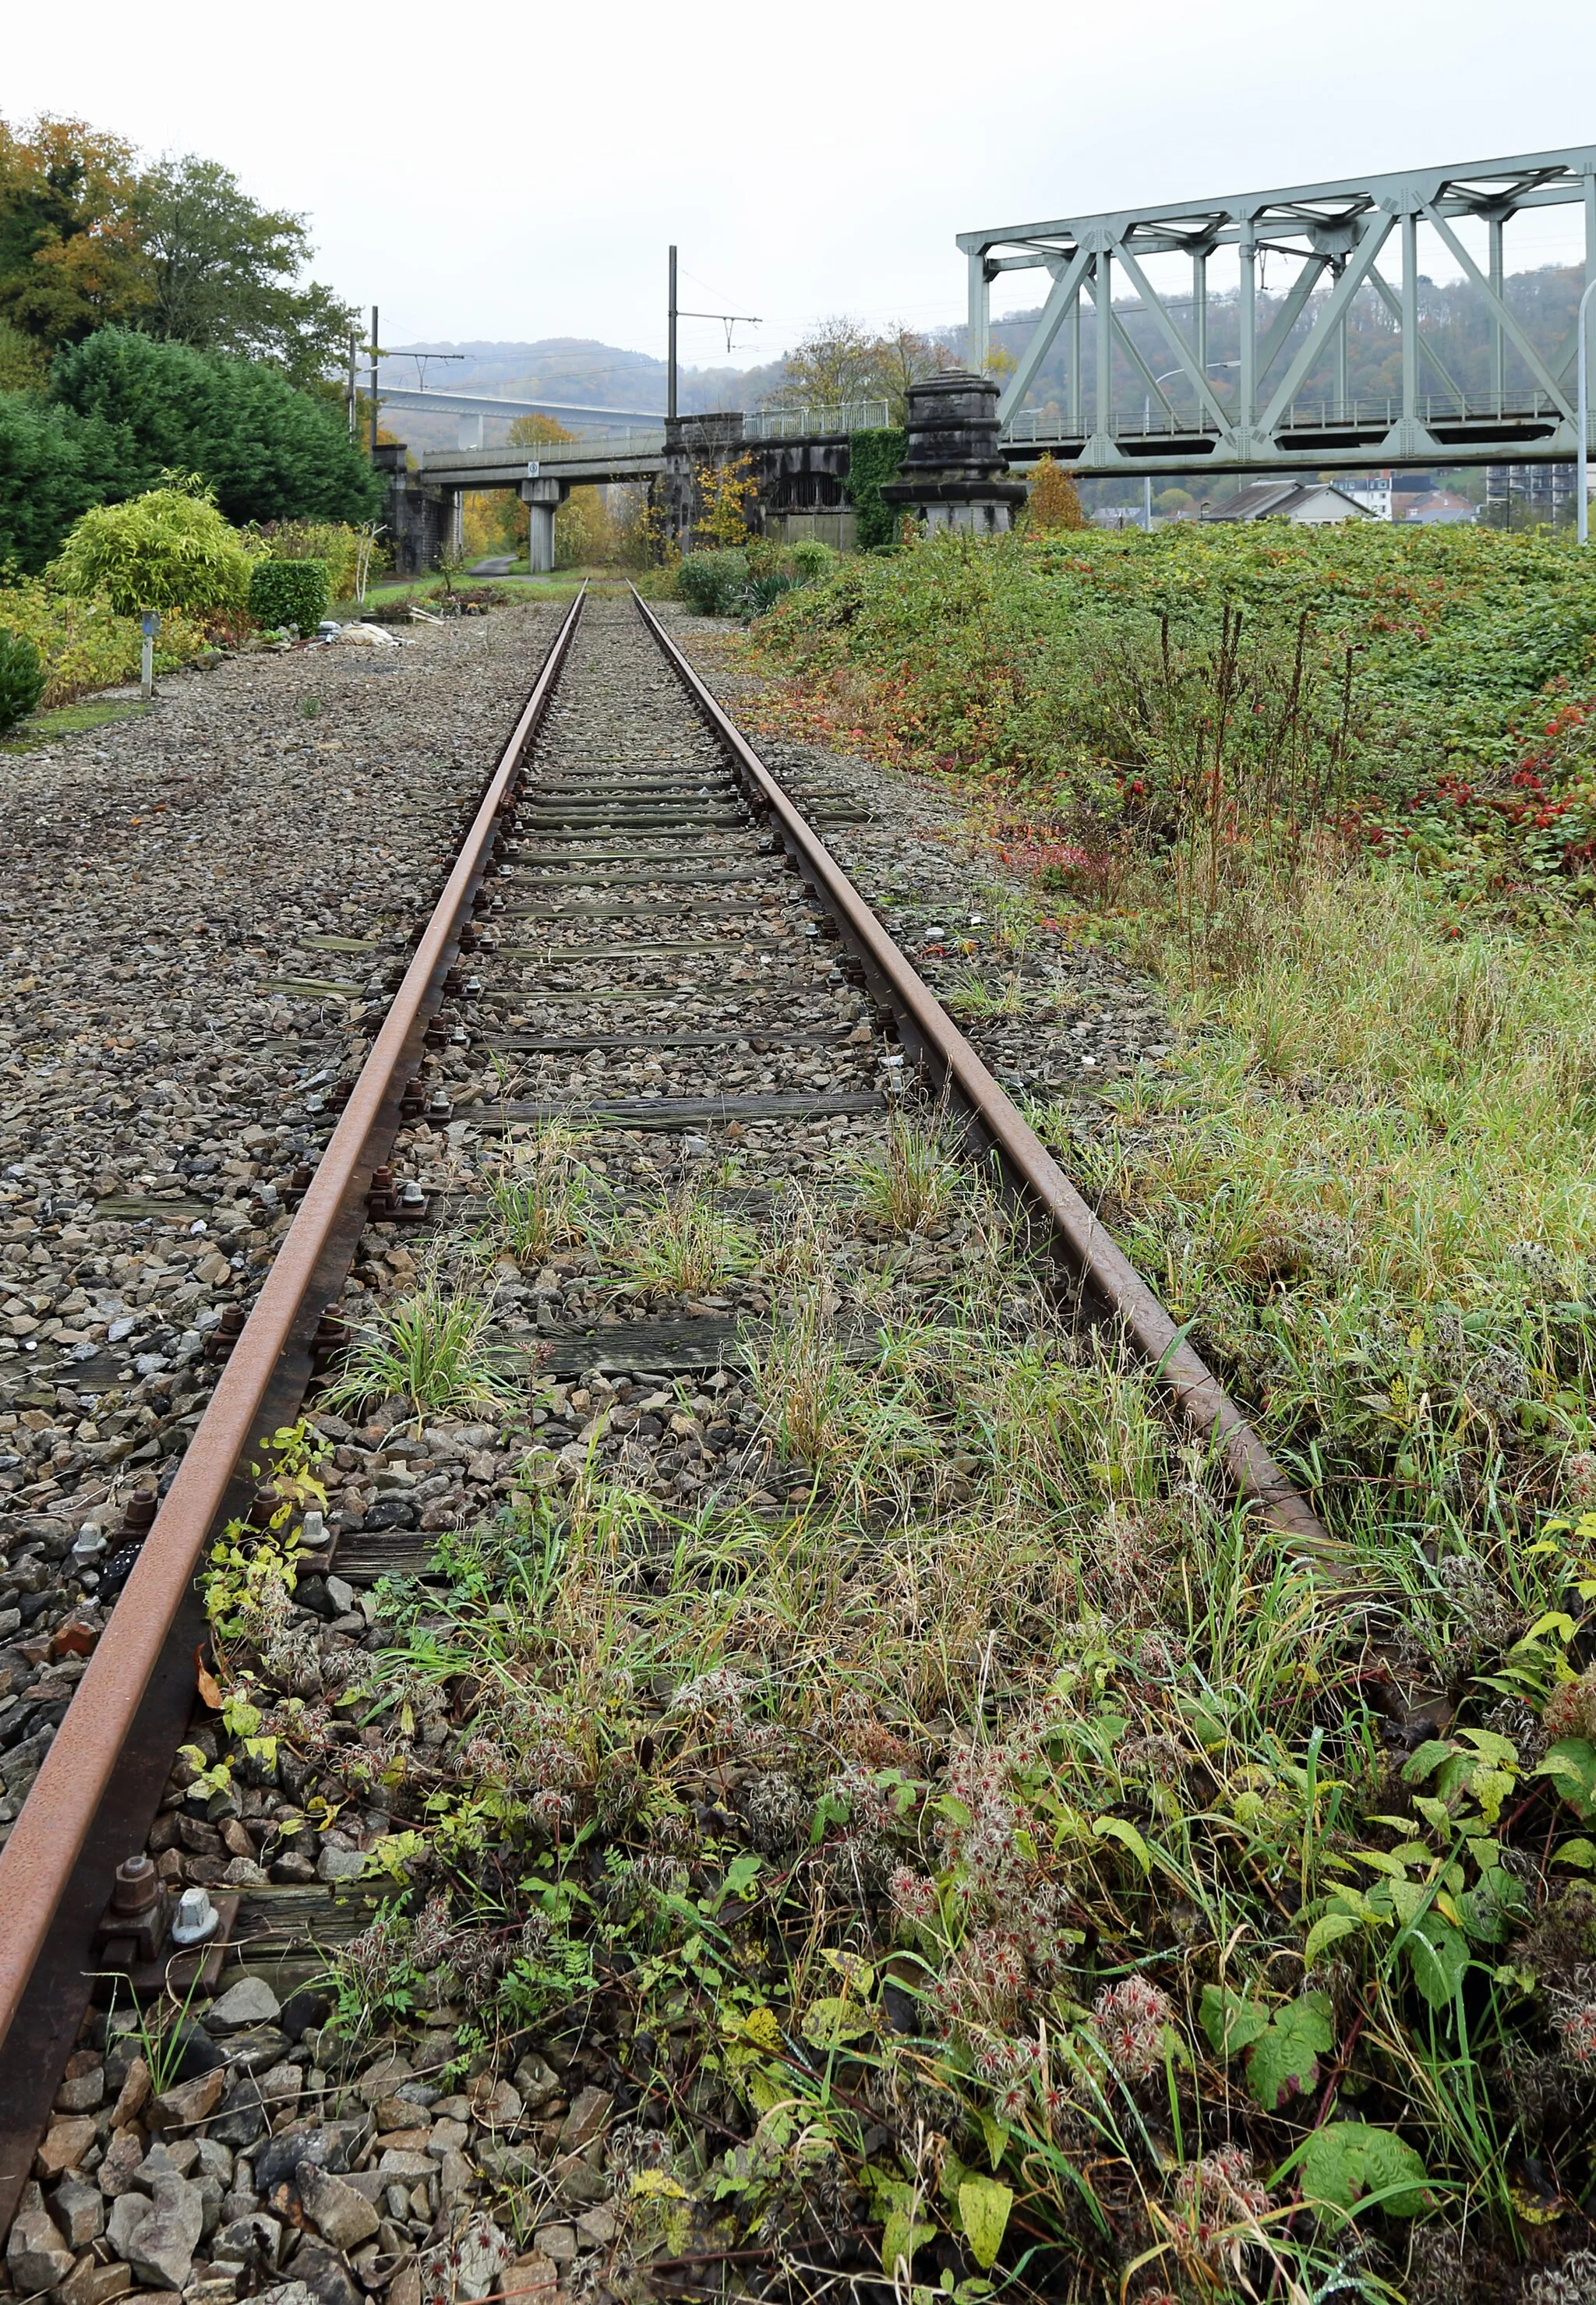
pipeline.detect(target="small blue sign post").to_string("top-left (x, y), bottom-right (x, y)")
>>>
top-left (140, 610), bottom-right (160, 701)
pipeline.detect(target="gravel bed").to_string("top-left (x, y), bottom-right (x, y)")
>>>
top-left (666, 606), bottom-right (1173, 1095)
top-left (9, 599), bottom-right (1185, 2305)
top-left (0, 604), bottom-right (557, 1833)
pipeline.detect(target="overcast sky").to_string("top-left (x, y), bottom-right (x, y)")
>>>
top-left (7, 0), bottom-right (1596, 379)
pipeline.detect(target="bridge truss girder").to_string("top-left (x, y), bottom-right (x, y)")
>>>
top-left (959, 148), bottom-right (1596, 476)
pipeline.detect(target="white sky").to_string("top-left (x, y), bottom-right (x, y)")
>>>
top-left (6, 0), bottom-right (1596, 376)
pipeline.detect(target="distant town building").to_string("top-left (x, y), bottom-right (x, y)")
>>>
top-left (1339, 475), bottom-right (1394, 521)
top-left (1401, 490), bottom-right (1477, 525)
top-left (1203, 481), bottom-right (1375, 524)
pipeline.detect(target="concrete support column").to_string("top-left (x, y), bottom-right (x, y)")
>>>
top-left (520, 476), bottom-right (566, 574)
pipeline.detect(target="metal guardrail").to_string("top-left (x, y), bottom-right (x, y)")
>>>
top-left (421, 432), bottom-right (667, 471)
top-left (747, 400), bottom-right (892, 438)
top-left (1004, 390), bottom-right (1566, 448)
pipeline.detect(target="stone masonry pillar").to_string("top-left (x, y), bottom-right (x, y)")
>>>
top-left (880, 372), bottom-right (1026, 536)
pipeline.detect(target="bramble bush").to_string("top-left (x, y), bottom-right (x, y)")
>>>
top-left (753, 518), bottom-right (1596, 917)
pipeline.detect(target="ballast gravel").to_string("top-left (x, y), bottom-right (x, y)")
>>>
top-left (0, 605), bottom-right (556, 1830)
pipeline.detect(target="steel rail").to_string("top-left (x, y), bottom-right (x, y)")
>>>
top-left (631, 588), bottom-right (1333, 1558)
top-left (0, 588), bottom-right (587, 2078)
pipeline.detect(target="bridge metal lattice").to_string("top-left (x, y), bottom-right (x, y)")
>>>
top-left (960, 147), bottom-right (1596, 475)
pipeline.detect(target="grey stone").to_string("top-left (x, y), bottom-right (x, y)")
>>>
top-left (218, 2024), bottom-right (291, 2074)
top-left (254, 2285), bottom-right (318, 2305)
top-left (291, 2241), bottom-right (365, 2305)
top-left (7, 2180), bottom-right (75, 2292)
top-left (97, 2127), bottom-right (146, 2198)
top-left (207, 1975), bottom-right (282, 2030)
top-left (297, 2162), bottom-right (380, 2252)
top-left (52, 2174), bottom-right (106, 2247)
top-left (111, 2172), bottom-right (204, 2289)
top-left (253, 2116), bottom-right (370, 2193)
top-left (193, 2137), bottom-right (235, 2185)
top-left (532, 2224), bottom-right (576, 2268)
top-left (376, 2149), bottom-right (435, 2181)
top-left (353, 2054), bottom-right (413, 2105)
top-left (510, 2055), bottom-right (560, 2109)
top-left (217, 2211), bottom-right (284, 2268)
top-left (316, 1844), bottom-right (367, 1882)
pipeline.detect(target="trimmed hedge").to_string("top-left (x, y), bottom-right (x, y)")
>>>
top-left (844, 427), bottom-right (907, 551)
top-left (249, 559), bottom-right (330, 635)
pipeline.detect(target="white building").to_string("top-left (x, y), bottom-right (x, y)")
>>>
top-left (1204, 481), bottom-right (1378, 525)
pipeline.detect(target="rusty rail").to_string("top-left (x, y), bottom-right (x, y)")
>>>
top-left (632, 588), bottom-right (1333, 1558)
top-left (0, 588), bottom-right (586, 2105)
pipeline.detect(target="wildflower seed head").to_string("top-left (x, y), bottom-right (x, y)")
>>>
top-left (1555, 2000), bottom-right (1596, 2072)
top-left (1544, 1670), bottom-right (1596, 1745)
top-left (1089, 1975), bottom-right (1175, 2081)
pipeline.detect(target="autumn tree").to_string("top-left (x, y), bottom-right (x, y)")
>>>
top-left (768, 318), bottom-right (892, 408)
top-left (508, 412), bottom-right (576, 447)
top-left (0, 115), bottom-right (147, 345)
top-left (874, 325), bottom-right (954, 421)
top-left (1026, 452), bottom-right (1086, 530)
top-left (694, 451), bottom-right (757, 545)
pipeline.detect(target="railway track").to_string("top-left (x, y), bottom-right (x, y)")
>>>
top-left (0, 589), bottom-right (1332, 2300)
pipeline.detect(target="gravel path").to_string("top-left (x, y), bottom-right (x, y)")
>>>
top-left (0, 604), bottom-right (556, 1825)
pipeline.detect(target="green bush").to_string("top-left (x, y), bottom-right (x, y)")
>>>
top-left (0, 391), bottom-right (141, 573)
top-left (844, 427), bottom-right (907, 550)
top-left (0, 627), bottom-right (46, 732)
top-left (249, 559), bottom-right (330, 635)
top-left (743, 569), bottom-right (796, 616)
top-left (51, 330), bottom-right (383, 528)
top-left (52, 482), bottom-right (252, 618)
top-left (787, 538), bottom-right (839, 581)
top-left (247, 518), bottom-right (371, 600)
top-left (677, 549), bottom-right (750, 616)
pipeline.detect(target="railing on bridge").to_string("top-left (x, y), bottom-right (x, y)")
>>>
top-left (747, 400), bottom-right (892, 439)
top-left (1004, 388), bottom-right (1567, 451)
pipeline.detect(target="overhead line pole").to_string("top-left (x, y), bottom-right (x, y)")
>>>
top-left (369, 304), bottom-right (380, 461)
top-left (668, 248), bottom-right (677, 422)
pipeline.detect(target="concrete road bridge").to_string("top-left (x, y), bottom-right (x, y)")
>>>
top-left (380, 404), bottom-right (890, 574)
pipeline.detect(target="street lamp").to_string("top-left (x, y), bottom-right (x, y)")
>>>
top-left (1140, 361), bottom-right (1241, 528)
top-left (1578, 275), bottom-right (1596, 547)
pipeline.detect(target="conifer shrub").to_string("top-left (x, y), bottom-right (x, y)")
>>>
top-left (248, 559), bottom-right (330, 635)
top-left (0, 628), bottom-right (46, 732)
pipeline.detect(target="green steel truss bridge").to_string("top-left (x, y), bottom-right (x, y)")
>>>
top-left (961, 146), bottom-right (1596, 475)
